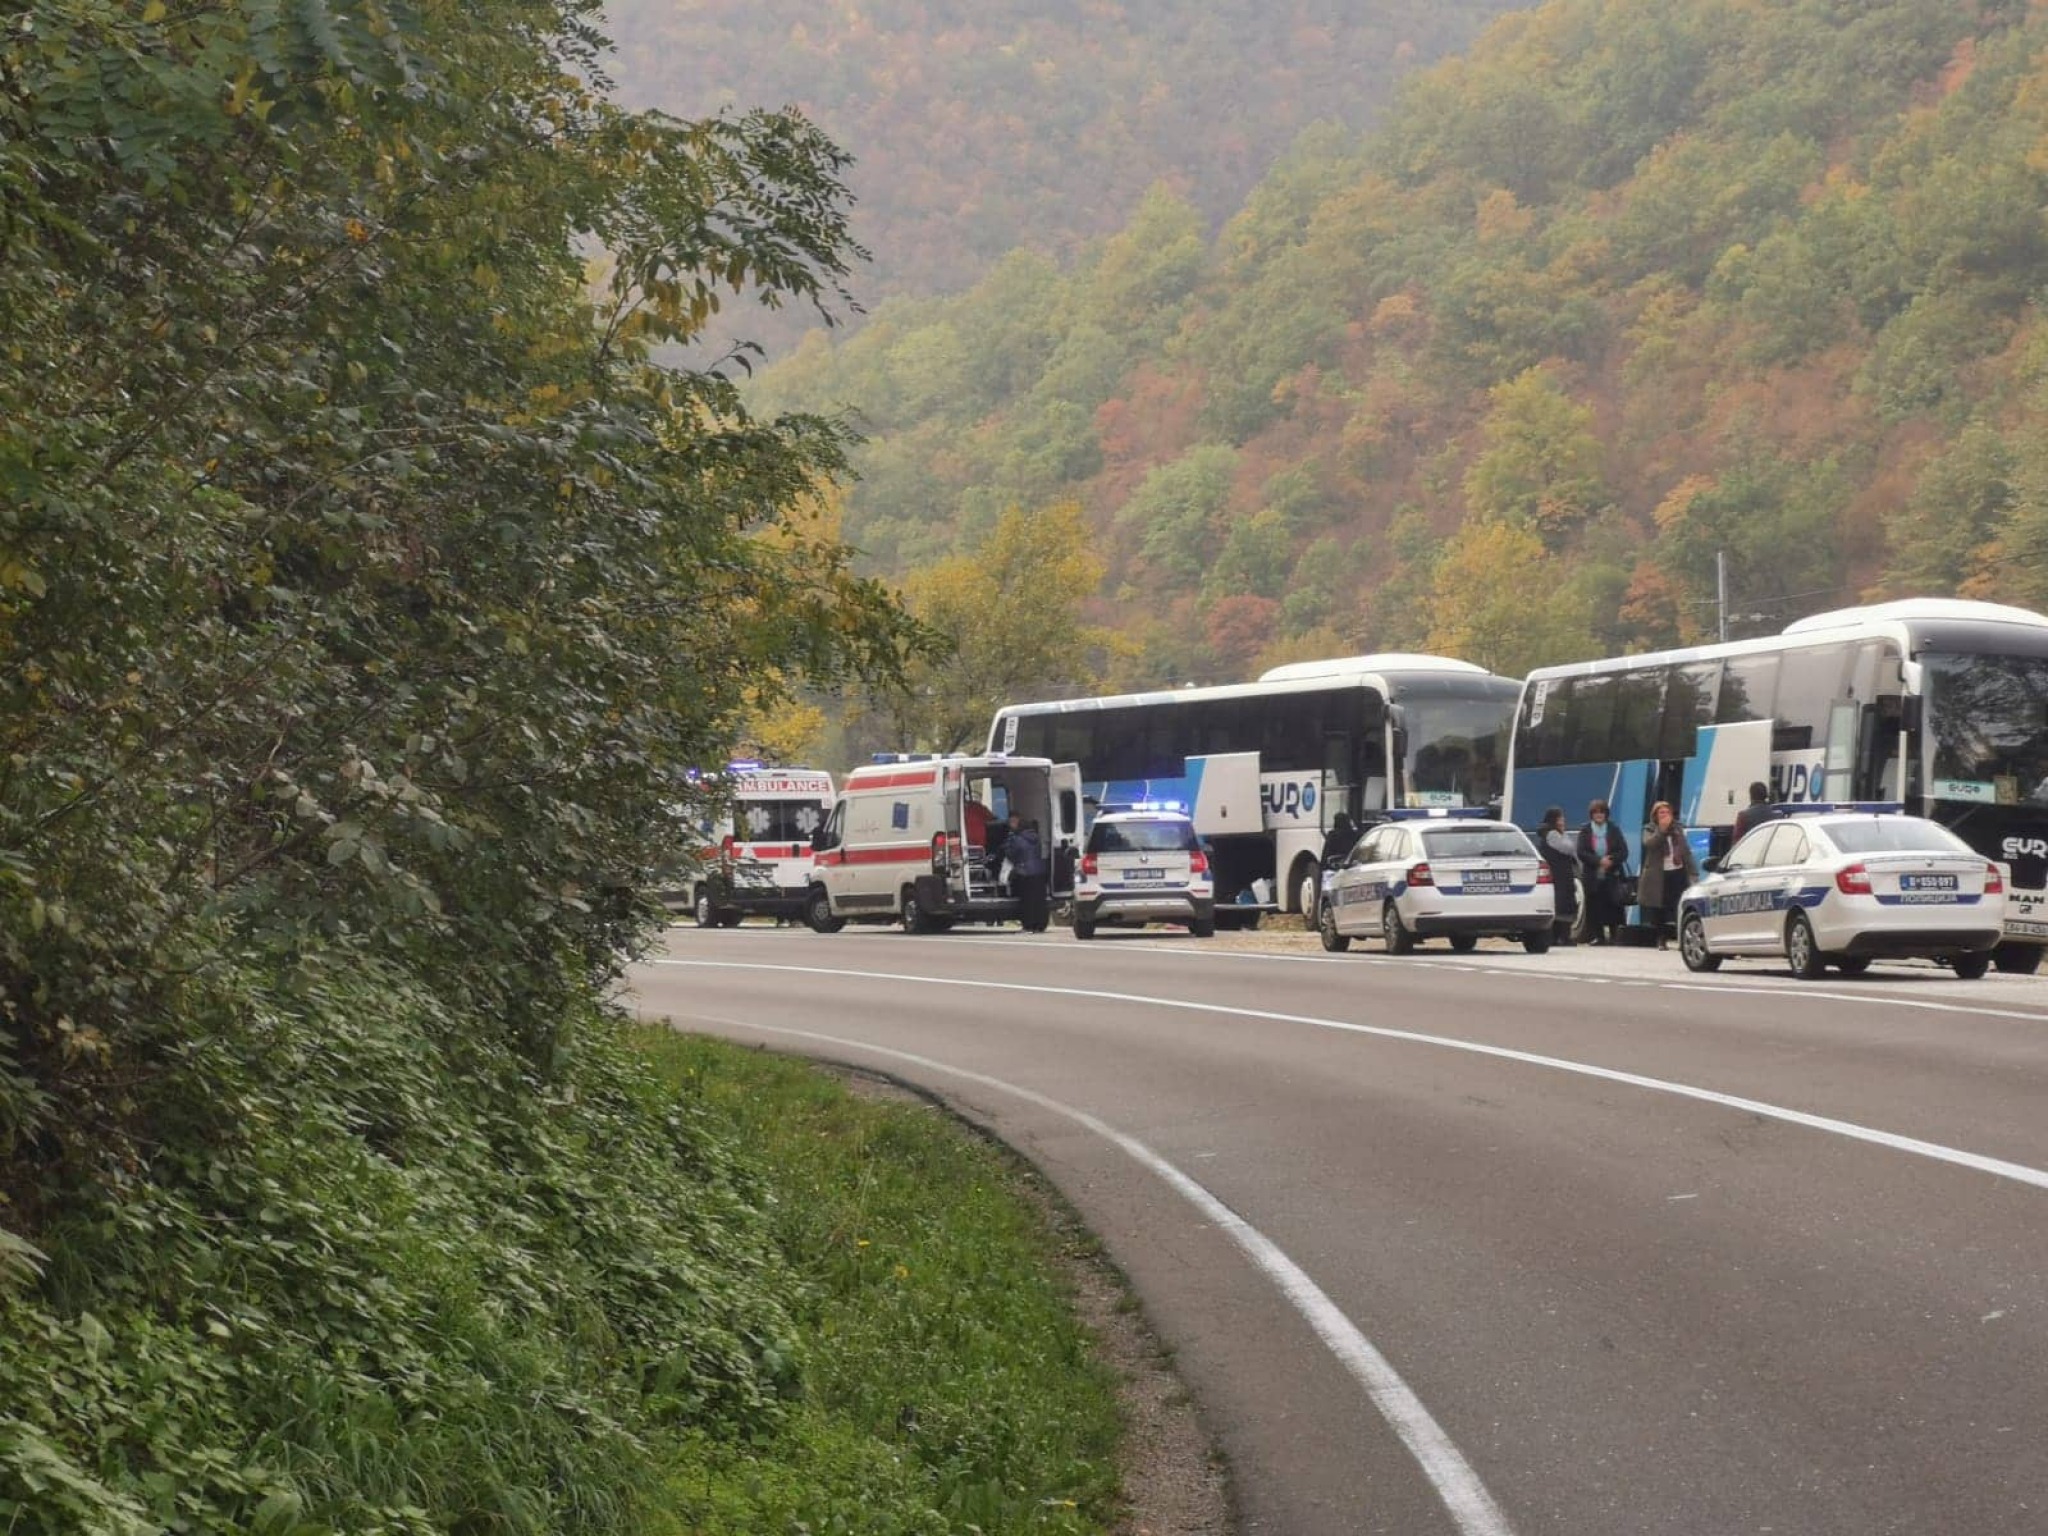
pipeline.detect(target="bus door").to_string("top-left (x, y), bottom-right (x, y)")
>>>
top-left (1050, 762), bottom-right (1083, 898)
top-left (1321, 730), bottom-right (1359, 828)
top-left (1688, 719), bottom-right (1773, 830)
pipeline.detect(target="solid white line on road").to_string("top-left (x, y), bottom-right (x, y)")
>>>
top-left (717, 928), bottom-right (2048, 1024)
top-left (674, 1008), bottom-right (1518, 1536)
top-left (649, 959), bottom-right (2048, 1194)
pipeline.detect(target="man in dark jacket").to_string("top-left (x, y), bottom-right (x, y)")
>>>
top-left (1732, 782), bottom-right (1777, 842)
top-left (1006, 814), bottom-right (1049, 932)
top-left (1320, 812), bottom-right (1360, 868)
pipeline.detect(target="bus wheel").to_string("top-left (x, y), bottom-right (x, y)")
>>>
top-left (1292, 859), bottom-right (1321, 930)
top-left (693, 888), bottom-right (719, 929)
top-left (804, 886), bottom-right (845, 935)
top-left (1993, 942), bottom-right (2042, 975)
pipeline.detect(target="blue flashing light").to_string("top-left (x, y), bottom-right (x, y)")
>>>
top-left (1384, 807), bottom-right (1494, 821)
top-left (726, 759), bottom-right (764, 772)
top-left (1777, 802), bottom-right (1905, 817)
top-left (871, 751), bottom-right (936, 764)
top-left (1128, 799), bottom-right (1189, 815)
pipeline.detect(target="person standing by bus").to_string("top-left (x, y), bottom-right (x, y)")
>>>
top-left (1537, 806), bottom-right (1579, 945)
top-left (1732, 781), bottom-right (1778, 841)
top-left (1577, 800), bottom-right (1628, 944)
top-left (1638, 801), bottom-right (1698, 951)
top-left (1006, 813), bottom-right (1049, 932)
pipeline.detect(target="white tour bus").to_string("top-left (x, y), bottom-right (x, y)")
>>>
top-left (988, 655), bottom-right (1524, 925)
top-left (805, 753), bottom-right (1083, 933)
top-left (1502, 598), bottom-right (2048, 970)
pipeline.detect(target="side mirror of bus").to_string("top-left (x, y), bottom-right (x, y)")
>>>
top-left (1899, 694), bottom-right (1922, 735)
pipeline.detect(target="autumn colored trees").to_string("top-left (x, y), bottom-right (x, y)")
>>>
top-left (767, 0), bottom-right (2048, 685)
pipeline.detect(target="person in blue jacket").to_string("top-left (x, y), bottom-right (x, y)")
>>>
top-left (1005, 813), bottom-right (1049, 932)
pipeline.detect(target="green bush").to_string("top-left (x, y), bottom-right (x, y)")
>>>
top-left (0, 960), bottom-right (801, 1535)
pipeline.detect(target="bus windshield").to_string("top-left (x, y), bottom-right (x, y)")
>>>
top-left (1925, 653), bottom-right (2048, 807)
top-left (1404, 696), bottom-right (1512, 807)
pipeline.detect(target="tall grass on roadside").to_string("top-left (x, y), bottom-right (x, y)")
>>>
top-left (644, 1033), bottom-right (1123, 1535)
top-left (0, 962), bottom-right (1123, 1535)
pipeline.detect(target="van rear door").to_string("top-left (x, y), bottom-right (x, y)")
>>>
top-left (1051, 761), bottom-right (1084, 898)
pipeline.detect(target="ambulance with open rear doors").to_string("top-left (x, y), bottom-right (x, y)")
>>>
top-left (805, 754), bottom-right (1083, 932)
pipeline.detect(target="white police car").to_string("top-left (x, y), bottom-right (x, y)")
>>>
top-left (1318, 811), bottom-right (1554, 955)
top-left (1073, 804), bottom-right (1215, 940)
top-left (1678, 806), bottom-right (2007, 980)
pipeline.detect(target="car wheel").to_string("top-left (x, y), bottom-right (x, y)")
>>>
top-left (1074, 919), bottom-right (1096, 940)
top-left (1951, 950), bottom-right (1992, 980)
top-left (1382, 902), bottom-right (1415, 956)
top-left (1521, 930), bottom-right (1552, 955)
top-left (1993, 942), bottom-right (2042, 975)
top-left (1785, 912), bottom-right (1826, 980)
top-left (1190, 917), bottom-right (1216, 939)
top-left (1679, 912), bottom-right (1721, 972)
top-left (1294, 860), bottom-right (1321, 931)
top-left (1318, 901), bottom-right (1350, 953)
top-left (804, 886), bottom-right (844, 934)
top-left (1833, 956), bottom-right (1872, 977)
top-left (693, 888), bottom-right (718, 929)
top-left (1449, 934), bottom-right (1479, 954)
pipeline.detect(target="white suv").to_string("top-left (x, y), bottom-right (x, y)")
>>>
top-left (1073, 808), bottom-right (1215, 939)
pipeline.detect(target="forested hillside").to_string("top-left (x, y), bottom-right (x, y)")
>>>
top-left (602, 0), bottom-right (1518, 316)
top-left (759, 0), bottom-right (2048, 690)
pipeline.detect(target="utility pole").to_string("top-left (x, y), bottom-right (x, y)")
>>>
top-left (1717, 550), bottom-right (1729, 643)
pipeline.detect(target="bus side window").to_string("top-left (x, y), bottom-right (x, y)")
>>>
top-left (1572, 674), bottom-right (1619, 762)
top-left (1613, 668), bottom-right (1668, 762)
top-left (1717, 654), bottom-right (1780, 725)
top-left (1660, 661), bottom-right (1720, 761)
top-left (1774, 644), bottom-right (1853, 754)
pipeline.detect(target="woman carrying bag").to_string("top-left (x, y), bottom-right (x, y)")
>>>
top-left (1577, 799), bottom-right (1629, 945)
top-left (1638, 800), bottom-right (1699, 951)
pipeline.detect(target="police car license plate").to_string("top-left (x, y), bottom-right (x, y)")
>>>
top-left (1899, 874), bottom-right (1958, 892)
top-left (1123, 868), bottom-right (1167, 883)
top-left (1462, 869), bottom-right (1510, 889)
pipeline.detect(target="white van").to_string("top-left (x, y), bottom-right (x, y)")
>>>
top-left (805, 754), bottom-right (1083, 933)
top-left (685, 765), bottom-right (836, 927)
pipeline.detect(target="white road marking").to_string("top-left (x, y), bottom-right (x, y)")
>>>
top-left (681, 928), bottom-right (2048, 1024)
top-left (673, 1008), bottom-right (1517, 1536)
top-left (649, 959), bottom-right (2048, 1195)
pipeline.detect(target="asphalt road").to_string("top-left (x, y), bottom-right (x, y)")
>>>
top-left (629, 928), bottom-right (2048, 1536)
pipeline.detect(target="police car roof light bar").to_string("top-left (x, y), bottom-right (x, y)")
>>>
top-left (1384, 807), bottom-right (1494, 821)
top-left (1776, 802), bottom-right (1905, 817)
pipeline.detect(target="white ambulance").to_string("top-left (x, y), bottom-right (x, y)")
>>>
top-left (685, 764), bottom-right (836, 927)
top-left (804, 754), bottom-right (1083, 933)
